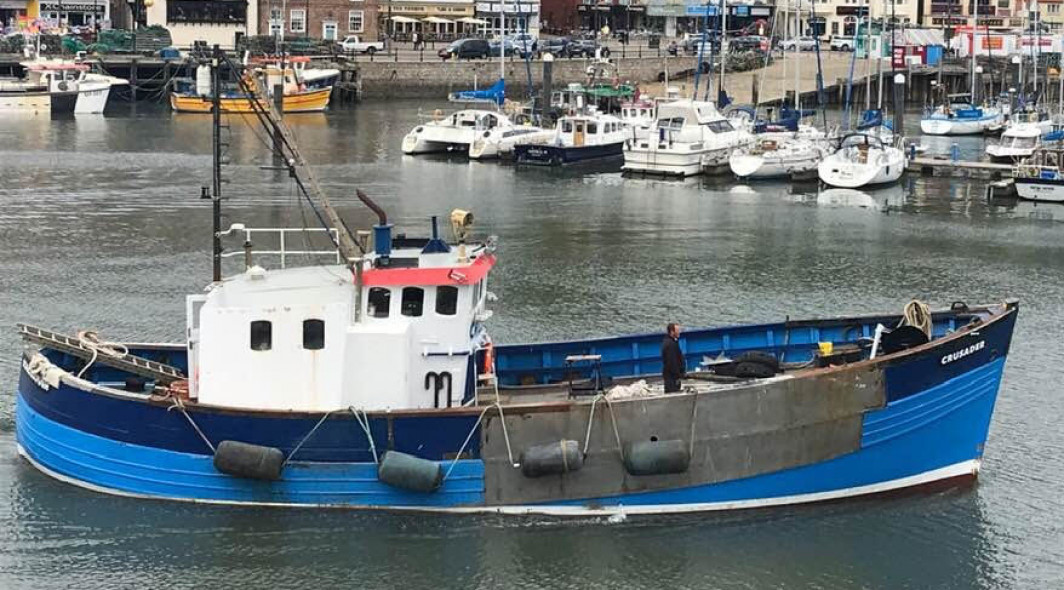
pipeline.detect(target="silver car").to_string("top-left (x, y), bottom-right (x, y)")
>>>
top-left (781, 36), bottom-right (818, 51)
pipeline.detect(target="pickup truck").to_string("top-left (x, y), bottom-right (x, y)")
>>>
top-left (830, 36), bottom-right (854, 51)
top-left (337, 35), bottom-right (385, 55)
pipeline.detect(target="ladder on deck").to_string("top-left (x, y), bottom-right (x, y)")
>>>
top-left (17, 324), bottom-right (186, 384)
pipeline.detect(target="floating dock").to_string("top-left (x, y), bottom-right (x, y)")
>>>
top-left (907, 156), bottom-right (1015, 180)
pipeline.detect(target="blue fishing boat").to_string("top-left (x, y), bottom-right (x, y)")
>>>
top-left (14, 55), bottom-right (1020, 516)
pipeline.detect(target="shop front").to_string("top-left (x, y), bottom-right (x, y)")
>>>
top-left (474, 0), bottom-right (539, 38)
top-left (1, 0), bottom-right (32, 31)
top-left (381, 0), bottom-right (474, 41)
top-left (39, 0), bottom-right (108, 28)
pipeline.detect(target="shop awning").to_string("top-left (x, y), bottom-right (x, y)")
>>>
top-left (423, 16), bottom-right (455, 24)
top-left (390, 16), bottom-right (420, 23)
top-left (458, 17), bottom-right (488, 25)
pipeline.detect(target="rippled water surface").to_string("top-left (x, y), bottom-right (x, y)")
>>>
top-left (0, 102), bottom-right (1062, 589)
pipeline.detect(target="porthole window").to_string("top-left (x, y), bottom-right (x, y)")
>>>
top-left (250, 320), bottom-right (272, 351)
top-left (303, 319), bottom-right (325, 350)
top-left (402, 286), bottom-right (425, 317)
top-left (368, 287), bottom-right (391, 318)
top-left (436, 286), bottom-right (458, 316)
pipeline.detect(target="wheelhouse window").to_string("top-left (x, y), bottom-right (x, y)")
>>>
top-left (368, 287), bottom-right (391, 318)
top-left (706, 120), bottom-right (735, 133)
top-left (250, 320), bottom-right (272, 351)
top-left (303, 319), bottom-right (325, 350)
top-left (562, 120), bottom-right (573, 133)
top-left (587, 122), bottom-right (598, 134)
top-left (401, 287), bottom-right (425, 317)
top-left (436, 286), bottom-right (458, 316)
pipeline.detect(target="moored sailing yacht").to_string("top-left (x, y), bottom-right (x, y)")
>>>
top-left (818, 132), bottom-right (906, 188)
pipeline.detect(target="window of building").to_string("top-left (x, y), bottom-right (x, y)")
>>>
top-left (250, 320), bottom-right (272, 351)
top-left (290, 8), bottom-right (306, 33)
top-left (436, 286), bottom-right (458, 316)
top-left (1050, 4), bottom-right (1061, 13)
top-left (349, 9), bottom-right (364, 31)
top-left (402, 287), bottom-right (425, 317)
top-left (303, 319), bottom-right (325, 350)
top-left (368, 287), bottom-right (391, 318)
top-left (167, 0), bottom-right (246, 24)
top-left (831, 21), bottom-right (838, 35)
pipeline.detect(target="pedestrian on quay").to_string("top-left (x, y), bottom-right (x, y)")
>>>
top-left (661, 323), bottom-right (685, 393)
top-left (412, 31), bottom-right (421, 51)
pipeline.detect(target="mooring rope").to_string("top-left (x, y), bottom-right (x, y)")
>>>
top-left (582, 394), bottom-right (626, 463)
top-left (283, 410), bottom-right (334, 466)
top-left (443, 402), bottom-right (515, 482)
top-left (75, 330), bottom-right (128, 379)
top-left (166, 395), bottom-right (215, 453)
top-left (348, 406), bottom-right (379, 465)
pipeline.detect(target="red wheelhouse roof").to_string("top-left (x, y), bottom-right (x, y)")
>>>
top-left (362, 253), bottom-right (495, 286)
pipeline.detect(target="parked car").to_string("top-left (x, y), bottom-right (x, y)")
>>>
top-left (830, 36), bottom-right (855, 51)
top-left (780, 36), bottom-right (818, 51)
top-left (682, 32), bottom-right (720, 54)
top-left (509, 32), bottom-right (538, 55)
top-left (568, 39), bottom-right (610, 58)
top-left (538, 37), bottom-right (572, 57)
top-left (438, 38), bottom-right (492, 60)
top-left (488, 39), bottom-right (520, 57)
top-left (337, 35), bottom-right (385, 54)
top-left (729, 35), bottom-right (769, 52)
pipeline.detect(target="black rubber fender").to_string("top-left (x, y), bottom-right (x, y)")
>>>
top-left (377, 450), bottom-right (442, 493)
top-left (624, 439), bottom-right (690, 476)
top-left (520, 440), bottom-right (584, 478)
top-left (213, 440), bottom-right (285, 481)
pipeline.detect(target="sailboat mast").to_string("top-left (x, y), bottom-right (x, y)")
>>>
top-left (810, 0), bottom-right (828, 130)
top-left (719, 0), bottom-right (727, 102)
top-left (864, 0), bottom-right (872, 112)
top-left (876, 0), bottom-right (884, 110)
top-left (795, 0), bottom-right (801, 112)
top-left (970, 0), bottom-right (977, 100)
top-left (1035, 0), bottom-right (1041, 100)
top-left (499, 0), bottom-right (505, 84)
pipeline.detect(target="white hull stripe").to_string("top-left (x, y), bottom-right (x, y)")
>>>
top-left (17, 444), bottom-right (980, 517)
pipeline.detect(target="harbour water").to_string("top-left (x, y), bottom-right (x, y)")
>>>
top-left (1, 102), bottom-right (1063, 588)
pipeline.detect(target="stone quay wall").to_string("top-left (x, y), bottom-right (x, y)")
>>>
top-left (354, 56), bottom-right (700, 99)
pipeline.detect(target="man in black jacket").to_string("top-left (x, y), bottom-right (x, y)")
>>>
top-left (661, 323), bottom-right (685, 393)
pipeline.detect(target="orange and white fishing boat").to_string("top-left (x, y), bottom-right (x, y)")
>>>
top-left (170, 57), bottom-right (339, 114)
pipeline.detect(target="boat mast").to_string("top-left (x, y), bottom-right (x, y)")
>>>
top-left (794, 0), bottom-right (801, 113)
top-left (864, 0), bottom-right (872, 112)
top-left (718, 0), bottom-right (727, 103)
top-left (1035, 0), bottom-right (1041, 103)
top-left (210, 47), bottom-right (223, 282)
top-left (499, 0), bottom-right (505, 85)
top-left (876, 0), bottom-right (884, 111)
top-left (970, 0), bottom-right (977, 101)
top-left (810, 0), bottom-right (828, 130)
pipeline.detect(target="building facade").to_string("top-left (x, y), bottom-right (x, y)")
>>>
top-left (138, 0), bottom-right (257, 48)
top-left (645, 0), bottom-right (772, 37)
top-left (924, 0), bottom-right (1025, 32)
top-left (261, 0), bottom-right (380, 41)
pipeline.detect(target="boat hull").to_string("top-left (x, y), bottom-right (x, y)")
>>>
top-left (170, 88), bottom-right (332, 114)
top-left (514, 141), bottom-right (623, 166)
top-left (622, 144), bottom-right (704, 176)
top-left (920, 115), bottom-right (1000, 136)
top-left (15, 305), bottom-right (1017, 514)
top-left (1014, 177), bottom-right (1064, 203)
top-left (818, 149), bottom-right (906, 188)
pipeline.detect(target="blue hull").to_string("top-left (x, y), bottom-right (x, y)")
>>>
top-left (15, 306), bottom-right (1017, 514)
top-left (515, 142), bottom-right (623, 166)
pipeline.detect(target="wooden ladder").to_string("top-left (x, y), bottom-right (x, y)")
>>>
top-left (18, 324), bottom-right (185, 384)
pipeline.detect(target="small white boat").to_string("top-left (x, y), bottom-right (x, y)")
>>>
top-left (514, 113), bottom-right (628, 166)
top-left (469, 125), bottom-right (553, 160)
top-left (986, 111), bottom-right (1054, 161)
top-left (729, 132), bottom-right (826, 180)
top-left (0, 61), bottom-right (127, 114)
top-left (402, 109), bottom-right (519, 155)
top-left (1014, 150), bottom-right (1064, 203)
top-left (818, 133), bottom-right (906, 188)
top-left (920, 102), bottom-right (1003, 136)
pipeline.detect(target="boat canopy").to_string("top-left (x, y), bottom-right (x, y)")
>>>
top-left (448, 79), bottom-right (505, 106)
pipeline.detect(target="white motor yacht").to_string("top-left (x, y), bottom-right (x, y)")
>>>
top-left (818, 133), bottom-right (906, 188)
top-left (986, 111), bottom-right (1053, 161)
top-left (622, 99), bottom-right (750, 177)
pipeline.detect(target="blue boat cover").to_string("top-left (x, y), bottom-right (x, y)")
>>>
top-left (449, 79), bottom-right (506, 106)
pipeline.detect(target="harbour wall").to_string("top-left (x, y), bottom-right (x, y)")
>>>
top-left (353, 56), bottom-right (696, 99)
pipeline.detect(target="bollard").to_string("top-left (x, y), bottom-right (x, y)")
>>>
top-left (541, 57), bottom-right (553, 121)
top-left (893, 73), bottom-right (906, 140)
top-left (951, 143), bottom-right (960, 163)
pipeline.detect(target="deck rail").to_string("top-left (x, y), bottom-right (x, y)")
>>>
top-left (219, 226), bottom-right (342, 269)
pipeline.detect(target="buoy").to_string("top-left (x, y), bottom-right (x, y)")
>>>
top-left (377, 451), bottom-right (442, 493)
top-left (213, 440), bottom-right (285, 481)
top-left (520, 440), bottom-right (583, 478)
top-left (623, 439), bottom-right (690, 476)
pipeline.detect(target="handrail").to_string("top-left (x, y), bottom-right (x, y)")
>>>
top-left (219, 227), bottom-right (341, 269)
